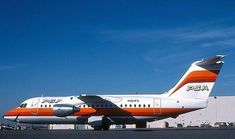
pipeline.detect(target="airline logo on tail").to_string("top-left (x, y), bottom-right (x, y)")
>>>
top-left (167, 55), bottom-right (224, 99)
top-left (170, 70), bottom-right (218, 96)
top-left (186, 85), bottom-right (209, 91)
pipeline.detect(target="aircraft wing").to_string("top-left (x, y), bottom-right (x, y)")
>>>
top-left (78, 95), bottom-right (112, 104)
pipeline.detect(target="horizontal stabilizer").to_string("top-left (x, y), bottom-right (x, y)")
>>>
top-left (196, 55), bottom-right (225, 66)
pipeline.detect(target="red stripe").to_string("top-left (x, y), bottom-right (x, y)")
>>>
top-left (4, 107), bottom-right (198, 117)
top-left (169, 70), bottom-right (219, 96)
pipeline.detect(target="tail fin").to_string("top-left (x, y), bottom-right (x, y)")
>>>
top-left (166, 55), bottom-right (225, 100)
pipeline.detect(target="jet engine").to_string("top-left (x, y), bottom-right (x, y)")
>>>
top-left (53, 104), bottom-right (80, 117)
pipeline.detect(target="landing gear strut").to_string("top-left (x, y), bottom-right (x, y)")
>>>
top-left (93, 124), bottom-right (110, 130)
top-left (136, 121), bottom-right (147, 128)
top-left (102, 124), bottom-right (110, 130)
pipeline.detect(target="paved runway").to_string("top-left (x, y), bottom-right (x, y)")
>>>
top-left (1, 128), bottom-right (235, 139)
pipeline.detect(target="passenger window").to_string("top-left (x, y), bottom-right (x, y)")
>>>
top-left (143, 104), bottom-right (146, 107)
top-left (125, 104), bottom-right (127, 107)
top-left (83, 105), bottom-right (86, 108)
top-left (41, 105), bottom-right (43, 108)
top-left (96, 104), bottom-right (99, 108)
top-left (134, 104), bottom-right (136, 107)
top-left (129, 104), bottom-right (132, 107)
top-left (105, 105), bottom-right (108, 107)
top-left (148, 104), bottom-right (150, 107)
top-left (139, 104), bottom-right (141, 107)
top-left (120, 104), bottom-right (123, 107)
top-left (45, 105), bottom-right (47, 108)
top-left (100, 104), bottom-right (103, 107)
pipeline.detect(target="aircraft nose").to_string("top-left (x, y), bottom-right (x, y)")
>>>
top-left (3, 110), bottom-right (11, 119)
top-left (3, 109), bottom-right (18, 121)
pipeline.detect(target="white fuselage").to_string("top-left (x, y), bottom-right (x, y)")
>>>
top-left (4, 94), bottom-right (206, 124)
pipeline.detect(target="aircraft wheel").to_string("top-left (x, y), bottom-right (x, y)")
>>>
top-left (93, 126), bottom-right (102, 130)
top-left (136, 122), bottom-right (147, 128)
top-left (102, 124), bottom-right (110, 130)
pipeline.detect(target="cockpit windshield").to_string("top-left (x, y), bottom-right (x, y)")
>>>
top-left (19, 103), bottom-right (27, 108)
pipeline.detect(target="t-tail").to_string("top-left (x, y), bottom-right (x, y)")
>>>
top-left (166, 55), bottom-right (225, 100)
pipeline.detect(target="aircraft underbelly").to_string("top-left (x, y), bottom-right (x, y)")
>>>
top-left (4, 115), bottom-right (161, 124)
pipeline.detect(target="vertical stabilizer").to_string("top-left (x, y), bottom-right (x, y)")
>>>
top-left (166, 55), bottom-right (224, 100)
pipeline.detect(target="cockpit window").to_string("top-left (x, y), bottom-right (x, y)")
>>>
top-left (20, 103), bottom-right (27, 108)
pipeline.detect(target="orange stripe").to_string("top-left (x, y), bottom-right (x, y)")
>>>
top-left (4, 107), bottom-right (197, 117)
top-left (169, 70), bottom-right (219, 96)
top-left (4, 108), bottom-right (54, 116)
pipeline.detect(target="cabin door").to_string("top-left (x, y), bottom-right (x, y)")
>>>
top-left (153, 98), bottom-right (161, 115)
top-left (31, 98), bottom-right (40, 115)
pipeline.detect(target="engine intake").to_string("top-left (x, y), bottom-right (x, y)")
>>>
top-left (53, 104), bottom-right (80, 117)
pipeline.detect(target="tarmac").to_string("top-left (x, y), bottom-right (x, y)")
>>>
top-left (1, 128), bottom-right (235, 139)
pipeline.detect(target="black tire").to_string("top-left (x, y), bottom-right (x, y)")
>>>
top-left (93, 126), bottom-right (102, 130)
top-left (102, 124), bottom-right (110, 130)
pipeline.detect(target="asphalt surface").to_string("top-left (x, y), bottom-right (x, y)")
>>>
top-left (1, 128), bottom-right (235, 139)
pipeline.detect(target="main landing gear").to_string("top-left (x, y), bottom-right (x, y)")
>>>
top-left (136, 121), bottom-right (147, 128)
top-left (93, 124), bottom-right (110, 130)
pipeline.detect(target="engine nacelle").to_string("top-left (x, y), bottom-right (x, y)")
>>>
top-left (53, 104), bottom-right (80, 117)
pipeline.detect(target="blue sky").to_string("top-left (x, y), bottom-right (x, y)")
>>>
top-left (1, 0), bottom-right (235, 124)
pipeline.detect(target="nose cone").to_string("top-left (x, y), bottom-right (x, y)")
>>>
top-left (3, 108), bottom-right (18, 122)
top-left (3, 111), bottom-right (11, 121)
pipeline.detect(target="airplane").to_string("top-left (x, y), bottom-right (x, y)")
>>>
top-left (3, 55), bottom-right (225, 130)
